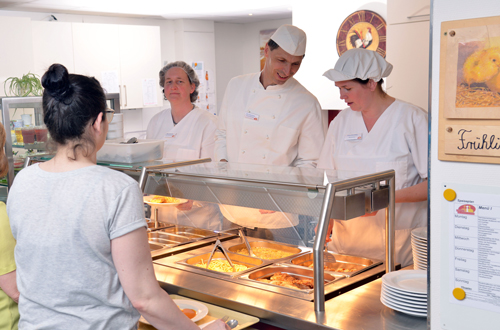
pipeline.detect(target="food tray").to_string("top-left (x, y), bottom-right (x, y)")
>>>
top-left (160, 225), bottom-right (218, 240)
top-left (177, 251), bottom-right (265, 278)
top-left (227, 240), bottom-right (305, 261)
top-left (239, 264), bottom-right (344, 294)
top-left (288, 252), bottom-right (382, 277)
top-left (148, 231), bottom-right (191, 247)
top-left (96, 138), bottom-right (164, 163)
top-left (138, 294), bottom-right (259, 330)
top-left (145, 219), bottom-right (173, 231)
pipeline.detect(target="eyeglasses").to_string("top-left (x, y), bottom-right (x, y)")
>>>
top-left (105, 108), bottom-right (115, 122)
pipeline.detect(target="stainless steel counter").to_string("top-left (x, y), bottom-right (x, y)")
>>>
top-left (153, 262), bottom-right (427, 330)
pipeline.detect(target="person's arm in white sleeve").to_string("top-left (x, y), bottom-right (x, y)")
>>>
top-left (214, 86), bottom-right (230, 162)
top-left (396, 107), bottom-right (429, 204)
top-left (316, 119), bottom-right (338, 170)
top-left (200, 116), bottom-right (217, 160)
top-left (111, 228), bottom-right (229, 330)
top-left (293, 102), bottom-right (326, 168)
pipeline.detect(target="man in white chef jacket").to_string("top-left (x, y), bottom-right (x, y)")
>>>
top-left (214, 24), bottom-right (325, 167)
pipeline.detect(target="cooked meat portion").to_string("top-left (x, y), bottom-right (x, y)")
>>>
top-left (257, 272), bottom-right (314, 290)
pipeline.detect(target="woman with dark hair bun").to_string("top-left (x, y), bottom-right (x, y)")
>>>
top-left (7, 64), bottom-right (228, 330)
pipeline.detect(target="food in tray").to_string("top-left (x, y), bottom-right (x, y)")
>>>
top-left (194, 259), bottom-right (248, 272)
top-left (236, 247), bottom-right (294, 259)
top-left (257, 272), bottom-right (314, 290)
top-left (149, 195), bottom-right (180, 203)
top-left (307, 263), bottom-right (357, 273)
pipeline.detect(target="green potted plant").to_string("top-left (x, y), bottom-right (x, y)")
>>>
top-left (4, 72), bottom-right (43, 97)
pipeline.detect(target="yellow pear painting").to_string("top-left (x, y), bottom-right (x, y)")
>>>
top-left (456, 41), bottom-right (500, 108)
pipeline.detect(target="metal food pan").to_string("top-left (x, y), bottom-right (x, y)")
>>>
top-left (288, 252), bottom-right (382, 277)
top-left (227, 241), bottom-right (304, 261)
top-left (177, 251), bottom-right (264, 278)
top-left (239, 264), bottom-right (343, 293)
top-left (149, 242), bottom-right (165, 251)
top-left (146, 220), bottom-right (173, 231)
top-left (159, 225), bottom-right (217, 240)
top-left (147, 232), bottom-right (191, 246)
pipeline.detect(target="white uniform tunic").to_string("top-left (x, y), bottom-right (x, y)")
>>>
top-left (215, 73), bottom-right (325, 167)
top-left (318, 99), bottom-right (428, 267)
top-left (146, 106), bottom-right (222, 230)
top-left (146, 107), bottom-right (216, 161)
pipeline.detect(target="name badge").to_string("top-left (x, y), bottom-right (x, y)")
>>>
top-left (345, 133), bottom-right (363, 141)
top-left (244, 112), bottom-right (260, 121)
top-left (164, 133), bottom-right (176, 138)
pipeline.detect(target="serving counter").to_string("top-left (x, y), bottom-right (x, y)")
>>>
top-left (137, 163), bottom-right (426, 329)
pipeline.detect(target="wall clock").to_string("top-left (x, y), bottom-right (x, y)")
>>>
top-left (336, 10), bottom-right (387, 58)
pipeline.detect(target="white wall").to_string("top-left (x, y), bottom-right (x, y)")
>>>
top-left (430, 1), bottom-right (500, 329)
top-left (293, 1), bottom-right (387, 110)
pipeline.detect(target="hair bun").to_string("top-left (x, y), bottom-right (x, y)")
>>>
top-left (42, 64), bottom-right (73, 101)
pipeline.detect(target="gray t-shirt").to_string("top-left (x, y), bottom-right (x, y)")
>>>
top-left (7, 164), bottom-right (146, 330)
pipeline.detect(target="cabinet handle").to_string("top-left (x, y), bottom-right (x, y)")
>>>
top-left (407, 14), bottom-right (430, 19)
top-left (119, 85), bottom-right (123, 106)
top-left (124, 85), bottom-right (127, 107)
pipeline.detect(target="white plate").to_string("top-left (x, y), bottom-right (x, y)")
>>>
top-left (411, 227), bottom-right (427, 241)
top-left (174, 299), bottom-right (209, 322)
top-left (382, 270), bottom-right (427, 295)
top-left (139, 299), bottom-right (209, 324)
top-left (412, 250), bottom-right (428, 259)
top-left (381, 296), bottom-right (427, 317)
top-left (411, 239), bottom-right (428, 249)
top-left (382, 283), bottom-right (428, 301)
top-left (382, 290), bottom-right (428, 307)
top-left (382, 280), bottom-right (427, 298)
top-left (143, 195), bottom-right (188, 207)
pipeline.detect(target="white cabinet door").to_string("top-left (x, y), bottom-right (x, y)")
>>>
top-left (386, 21), bottom-right (430, 111)
top-left (0, 17), bottom-right (34, 96)
top-left (32, 21), bottom-right (74, 77)
top-left (118, 25), bottom-right (162, 109)
top-left (72, 23), bottom-right (121, 88)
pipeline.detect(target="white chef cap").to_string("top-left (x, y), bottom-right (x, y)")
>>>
top-left (270, 24), bottom-right (307, 56)
top-left (323, 48), bottom-right (393, 82)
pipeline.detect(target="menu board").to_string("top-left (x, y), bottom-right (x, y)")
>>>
top-left (447, 186), bottom-right (500, 313)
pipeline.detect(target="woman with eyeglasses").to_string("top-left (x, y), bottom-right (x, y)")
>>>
top-left (7, 64), bottom-right (228, 330)
top-left (146, 61), bottom-right (216, 161)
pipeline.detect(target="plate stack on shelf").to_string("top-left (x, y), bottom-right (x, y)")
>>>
top-left (411, 227), bottom-right (428, 270)
top-left (381, 270), bottom-right (428, 318)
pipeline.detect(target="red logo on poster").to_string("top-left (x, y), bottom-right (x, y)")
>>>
top-left (457, 204), bottom-right (476, 215)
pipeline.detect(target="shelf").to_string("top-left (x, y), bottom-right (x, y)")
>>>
top-left (13, 142), bottom-right (47, 150)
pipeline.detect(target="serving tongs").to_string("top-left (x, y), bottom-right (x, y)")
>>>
top-left (239, 229), bottom-right (257, 258)
top-left (206, 238), bottom-right (236, 271)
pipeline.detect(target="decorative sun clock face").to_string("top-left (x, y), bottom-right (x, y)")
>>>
top-left (336, 10), bottom-right (387, 58)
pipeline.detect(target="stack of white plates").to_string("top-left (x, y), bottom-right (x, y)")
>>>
top-left (411, 227), bottom-right (428, 270)
top-left (381, 270), bottom-right (427, 317)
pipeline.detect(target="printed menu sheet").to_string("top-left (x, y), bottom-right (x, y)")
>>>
top-left (449, 189), bottom-right (500, 313)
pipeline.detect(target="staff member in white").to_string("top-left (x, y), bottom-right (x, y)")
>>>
top-left (147, 61), bottom-right (221, 230)
top-left (146, 61), bottom-right (216, 161)
top-left (318, 49), bottom-right (428, 267)
top-left (215, 24), bottom-right (325, 167)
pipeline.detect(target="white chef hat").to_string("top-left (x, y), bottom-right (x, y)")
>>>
top-left (323, 48), bottom-right (393, 82)
top-left (270, 24), bottom-right (307, 56)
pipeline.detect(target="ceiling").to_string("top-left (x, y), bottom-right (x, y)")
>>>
top-left (0, 0), bottom-right (294, 23)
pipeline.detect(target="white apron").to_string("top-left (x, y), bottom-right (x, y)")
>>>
top-left (318, 100), bottom-right (428, 267)
top-left (146, 107), bottom-right (216, 161)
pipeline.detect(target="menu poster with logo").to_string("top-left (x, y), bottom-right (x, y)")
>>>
top-left (448, 187), bottom-right (500, 313)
